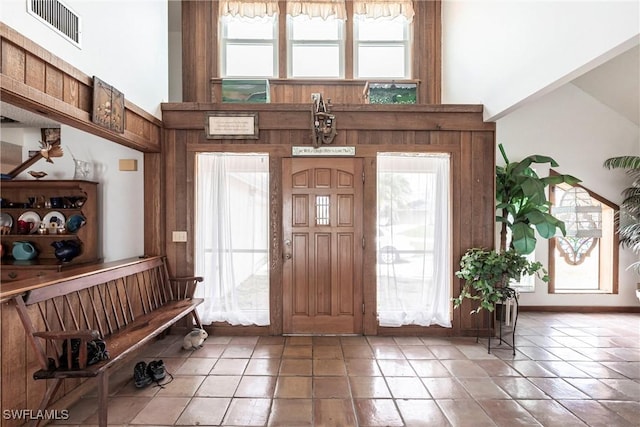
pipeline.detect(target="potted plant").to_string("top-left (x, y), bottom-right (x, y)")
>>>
top-left (454, 144), bottom-right (578, 314)
top-left (496, 143), bottom-right (581, 253)
top-left (603, 155), bottom-right (640, 273)
top-left (453, 248), bottom-right (549, 313)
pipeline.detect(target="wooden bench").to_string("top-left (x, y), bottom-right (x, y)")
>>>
top-left (7, 256), bottom-right (203, 427)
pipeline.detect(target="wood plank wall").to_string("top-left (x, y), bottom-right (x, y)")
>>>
top-left (182, 0), bottom-right (441, 104)
top-left (161, 103), bottom-right (497, 337)
top-left (0, 23), bottom-right (162, 153)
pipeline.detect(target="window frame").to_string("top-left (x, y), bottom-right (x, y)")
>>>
top-left (286, 14), bottom-right (346, 79)
top-left (353, 14), bottom-right (412, 79)
top-left (548, 173), bottom-right (619, 294)
top-left (219, 14), bottom-right (279, 78)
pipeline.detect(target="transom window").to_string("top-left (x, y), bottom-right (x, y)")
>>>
top-left (288, 15), bottom-right (344, 78)
top-left (220, 15), bottom-right (278, 78)
top-left (354, 14), bottom-right (411, 79)
top-left (218, 1), bottom-right (414, 79)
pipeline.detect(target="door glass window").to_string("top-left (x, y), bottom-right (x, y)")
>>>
top-left (194, 153), bottom-right (270, 325)
top-left (376, 153), bottom-right (451, 327)
top-left (315, 195), bottom-right (330, 225)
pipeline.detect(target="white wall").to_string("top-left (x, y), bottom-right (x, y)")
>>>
top-left (10, 125), bottom-right (145, 262)
top-left (1, 0), bottom-right (168, 118)
top-left (497, 83), bottom-right (640, 307)
top-left (442, 0), bottom-right (640, 121)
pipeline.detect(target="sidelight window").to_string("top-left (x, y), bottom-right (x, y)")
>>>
top-left (194, 153), bottom-right (270, 325)
top-left (376, 153), bottom-right (451, 327)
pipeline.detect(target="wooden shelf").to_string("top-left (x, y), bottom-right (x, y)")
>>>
top-left (0, 180), bottom-right (99, 281)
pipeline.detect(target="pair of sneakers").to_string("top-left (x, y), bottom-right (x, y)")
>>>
top-left (134, 360), bottom-right (166, 388)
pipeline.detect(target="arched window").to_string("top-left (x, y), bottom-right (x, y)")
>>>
top-left (549, 177), bottom-right (619, 294)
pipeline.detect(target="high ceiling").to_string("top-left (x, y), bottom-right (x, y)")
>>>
top-left (571, 44), bottom-right (639, 125)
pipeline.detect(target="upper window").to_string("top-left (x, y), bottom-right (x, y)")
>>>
top-left (220, 15), bottom-right (278, 78)
top-left (218, 1), bottom-right (415, 80)
top-left (354, 14), bottom-right (411, 79)
top-left (287, 15), bottom-right (345, 78)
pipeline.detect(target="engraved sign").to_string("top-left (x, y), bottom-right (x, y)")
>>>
top-left (292, 146), bottom-right (356, 157)
top-left (206, 112), bottom-right (259, 139)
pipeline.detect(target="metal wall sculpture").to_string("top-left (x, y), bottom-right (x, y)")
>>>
top-left (311, 93), bottom-right (337, 147)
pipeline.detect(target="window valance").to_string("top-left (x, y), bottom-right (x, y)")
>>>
top-left (353, 0), bottom-right (414, 22)
top-left (287, 0), bottom-right (347, 20)
top-left (219, 1), bottom-right (413, 21)
top-left (219, 1), bottom-right (280, 18)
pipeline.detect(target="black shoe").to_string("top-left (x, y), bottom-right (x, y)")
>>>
top-left (134, 361), bottom-right (152, 388)
top-left (147, 360), bottom-right (166, 382)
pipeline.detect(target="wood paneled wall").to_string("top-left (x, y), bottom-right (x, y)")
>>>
top-left (182, 0), bottom-right (442, 104)
top-left (161, 102), bottom-right (496, 336)
top-left (0, 23), bottom-right (162, 153)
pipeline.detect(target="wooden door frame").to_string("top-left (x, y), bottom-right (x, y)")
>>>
top-left (281, 157), bottom-right (365, 335)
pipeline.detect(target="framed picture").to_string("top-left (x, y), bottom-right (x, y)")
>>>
top-left (92, 76), bottom-right (125, 133)
top-left (205, 112), bottom-right (259, 139)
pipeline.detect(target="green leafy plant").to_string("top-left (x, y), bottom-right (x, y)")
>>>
top-left (453, 248), bottom-right (549, 313)
top-left (603, 155), bottom-right (640, 273)
top-left (496, 143), bottom-right (581, 254)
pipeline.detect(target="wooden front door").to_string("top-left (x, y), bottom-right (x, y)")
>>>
top-left (282, 158), bottom-right (363, 334)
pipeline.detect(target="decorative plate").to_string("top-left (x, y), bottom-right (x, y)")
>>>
top-left (18, 211), bottom-right (41, 234)
top-left (0, 212), bottom-right (13, 227)
top-left (42, 211), bottom-right (66, 232)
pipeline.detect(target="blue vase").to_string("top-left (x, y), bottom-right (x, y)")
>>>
top-left (12, 241), bottom-right (38, 260)
top-left (52, 240), bottom-right (82, 262)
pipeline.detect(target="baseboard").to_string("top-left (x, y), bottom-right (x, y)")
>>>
top-left (519, 305), bottom-right (640, 313)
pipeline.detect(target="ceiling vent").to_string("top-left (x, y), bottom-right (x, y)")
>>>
top-left (27, 0), bottom-right (81, 48)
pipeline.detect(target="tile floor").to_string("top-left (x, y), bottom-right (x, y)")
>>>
top-left (52, 312), bottom-right (639, 426)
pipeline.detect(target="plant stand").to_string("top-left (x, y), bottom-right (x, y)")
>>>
top-left (476, 291), bottom-right (519, 356)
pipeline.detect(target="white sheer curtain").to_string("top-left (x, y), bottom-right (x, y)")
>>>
top-left (376, 153), bottom-right (451, 328)
top-left (194, 153), bottom-right (270, 326)
top-left (219, 1), bottom-right (279, 18)
top-left (353, 0), bottom-right (414, 22)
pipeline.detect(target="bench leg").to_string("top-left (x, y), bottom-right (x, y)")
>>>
top-left (97, 370), bottom-right (109, 427)
top-left (31, 378), bottom-right (63, 427)
top-left (191, 309), bottom-right (203, 329)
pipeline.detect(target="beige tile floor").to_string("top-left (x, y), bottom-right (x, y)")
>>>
top-left (52, 312), bottom-right (639, 426)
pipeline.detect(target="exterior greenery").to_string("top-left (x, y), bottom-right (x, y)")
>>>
top-left (603, 155), bottom-right (640, 273)
top-left (496, 144), bottom-right (581, 254)
top-left (453, 248), bottom-right (549, 313)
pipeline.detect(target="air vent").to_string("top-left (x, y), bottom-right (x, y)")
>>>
top-left (27, 0), bottom-right (81, 47)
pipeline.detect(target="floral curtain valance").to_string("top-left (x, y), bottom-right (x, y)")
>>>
top-left (219, 1), bottom-right (280, 18)
top-left (287, 0), bottom-right (347, 20)
top-left (353, 0), bottom-right (415, 22)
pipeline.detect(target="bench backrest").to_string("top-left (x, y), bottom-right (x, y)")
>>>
top-left (13, 256), bottom-right (190, 370)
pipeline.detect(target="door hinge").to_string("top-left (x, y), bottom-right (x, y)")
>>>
top-left (362, 171), bottom-right (365, 183)
top-left (362, 236), bottom-right (365, 249)
top-left (362, 303), bottom-right (365, 314)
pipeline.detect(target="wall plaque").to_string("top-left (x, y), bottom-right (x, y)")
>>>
top-left (206, 112), bottom-right (259, 139)
top-left (92, 77), bottom-right (125, 133)
top-left (292, 146), bottom-right (356, 157)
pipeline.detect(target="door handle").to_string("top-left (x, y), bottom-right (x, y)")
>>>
top-left (283, 239), bottom-right (292, 260)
